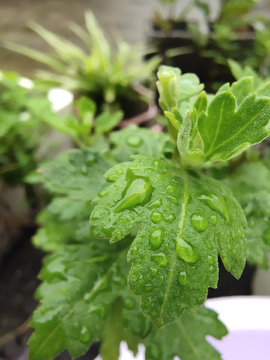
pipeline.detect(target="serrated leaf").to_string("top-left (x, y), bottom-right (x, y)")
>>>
top-left (39, 148), bottom-right (111, 200)
top-left (28, 239), bottom-right (133, 360)
top-left (198, 90), bottom-right (270, 161)
top-left (225, 162), bottom-right (270, 268)
top-left (90, 155), bottom-right (247, 327)
top-left (109, 125), bottom-right (170, 163)
top-left (145, 306), bottom-right (227, 360)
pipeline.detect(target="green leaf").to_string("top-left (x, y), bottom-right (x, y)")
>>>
top-left (109, 125), bottom-right (170, 163)
top-left (228, 59), bottom-right (264, 89)
top-left (28, 239), bottom-right (133, 360)
top-left (76, 96), bottom-right (96, 126)
top-left (145, 306), bottom-right (227, 360)
top-left (198, 90), bottom-right (270, 162)
top-left (38, 148), bottom-right (111, 200)
top-left (95, 111), bottom-right (123, 135)
top-left (225, 161), bottom-right (270, 268)
top-left (100, 298), bottom-right (140, 360)
top-left (90, 155), bottom-right (247, 327)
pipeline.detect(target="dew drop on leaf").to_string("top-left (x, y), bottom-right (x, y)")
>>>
top-left (145, 284), bottom-right (153, 292)
top-left (151, 211), bottom-right (163, 223)
top-left (178, 271), bottom-right (187, 285)
top-left (124, 297), bottom-right (135, 310)
top-left (79, 327), bottom-right (92, 343)
top-left (106, 174), bottom-right (119, 182)
top-left (126, 136), bottom-right (143, 147)
top-left (116, 169), bottom-right (124, 175)
top-left (159, 275), bottom-right (165, 284)
top-left (138, 274), bottom-right (144, 284)
top-left (211, 214), bottom-right (218, 225)
top-left (73, 322), bottom-right (80, 330)
top-left (114, 177), bottom-right (153, 213)
top-left (164, 214), bottom-right (176, 223)
top-left (198, 192), bottom-right (228, 220)
top-left (166, 195), bottom-right (178, 204)
top-left (119, 215), bottom-right (128, 223)
top-left (148, 198), bottom-right (162, 209)
top-left (149, 228), bottom-right (164, 250)
top-left (150, 268), bottom-right (158, 276)
top-left (190, 213), bottom-right (208, 232)
top-left (176, 238), bottom-right (200, 264)
top-left (151, 253), bottom-right (169, 267)
top-left (97, 189), bottom-right (108, 198)
top-left (144, 299), bottom-right (152, 308)
top-left (166, 185), bottom-right (175, 193)
top-left (207, 255), bottom-right (215, 265)
top-left (153, 160), bottom-right (162, 168)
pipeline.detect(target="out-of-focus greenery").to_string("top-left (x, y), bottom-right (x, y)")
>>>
top-left (5, 12), bottom-right (161, 113)
top-left (0, 70), bottom-right (53, 187)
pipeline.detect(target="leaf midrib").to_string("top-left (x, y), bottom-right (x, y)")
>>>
top-left (158, 173), bottom-right (189, 326)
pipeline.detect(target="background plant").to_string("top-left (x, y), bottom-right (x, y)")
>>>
top-left (5, 12), bottom-right (161, 114)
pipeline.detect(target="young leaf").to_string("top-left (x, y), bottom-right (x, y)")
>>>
top-left (145, 306), bottom-right (227, 360)
top-left (95, 111), bottom-right (123, 135)
top-left (90, 155), bottom-right (247, 327)
top-left (28, 239), bottom-right (133, 360)
top-left (198, 90), bottom-right (270, 161)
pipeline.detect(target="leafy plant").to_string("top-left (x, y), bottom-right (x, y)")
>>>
top-left (0, 70), bottom-right (52, 192)
top-left (5, 12), bottom-right (161, 113)
top-left (28, 66), bottom-right (270, 360)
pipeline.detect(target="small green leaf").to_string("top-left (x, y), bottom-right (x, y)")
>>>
top-left (95, 111), bottom-right (123, 135)
top-left (110, 125), bottom-right (170, 163)
top-left (145, 306), bottom-right (227, 360)
top-left (90, 155), bottom-right (247, 327)
top-left (198, 90), bottom-right (270, 161)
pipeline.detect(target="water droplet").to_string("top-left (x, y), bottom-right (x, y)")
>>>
top-left (227, 243), bottom-right (232, 250)
top-left (211, 215), bottom-right (218, 226)
top-left (119, 215), bottom-right (128, 223)
top-left (159, 275), bottom-right (165, 284)
top-left (127, 136), bottom-right (143, 147)
top-left (150, 268), bottom-right (158, 276)
top-left (98, 189), bottom-right (108, 198)
top-left (191, 213), bottom-right (208, 232)
top-left (198, 192), bottom-right (228, 220)
top-left (116, 169), bottom-right (124, 175)
top-left (124, 297), bottom-right (135, 309)
top-left (73, 322), bottom-right (80, 330)
top-left (107, 174), bottom-right (119, 182)
top-left (178, 271), bottom-right (187, 285)
top-left (151, 211), bottom-right (163, 223)
top-left (86, 154), bottom-right (96, 166)
top-left (166, 185), bottom-right (175, 193)
top-left (91, 208), bottom-right (109, 221)
top-left (164, 207), bottom-right (172, 214)
top-left (165, 214), bottom-right (176, 223)
top-left (145, 284), bottom-right (153, 292)
top-left (81, 165), bottom-right (88, 175)
top-left (90, 304), bottom-right (107, 319)
top-left (130, 246), bottom-right (138, 255)
top-left (176, 238), bottom-right (200, 263)
top-left (151, 253), bottom-right (169, 267)
top-left (79, 327), bottom-right (92, 343)
top-left (166, 195), bottom-right (178, 204)
top-left (144, 299), bottom-right (151, 308)
top-left (149, 228), bottom-right (164, 249)
top-left (207, 255), bottom-right (215, 265)
top-left (138, 274), bottom-right (144, 284)
top-left (153, 160), bottom-right (162, 168)
top-left (114, 174), bottom-right (153, 213)
top-left (148, 198), bottom-right (162, 209)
